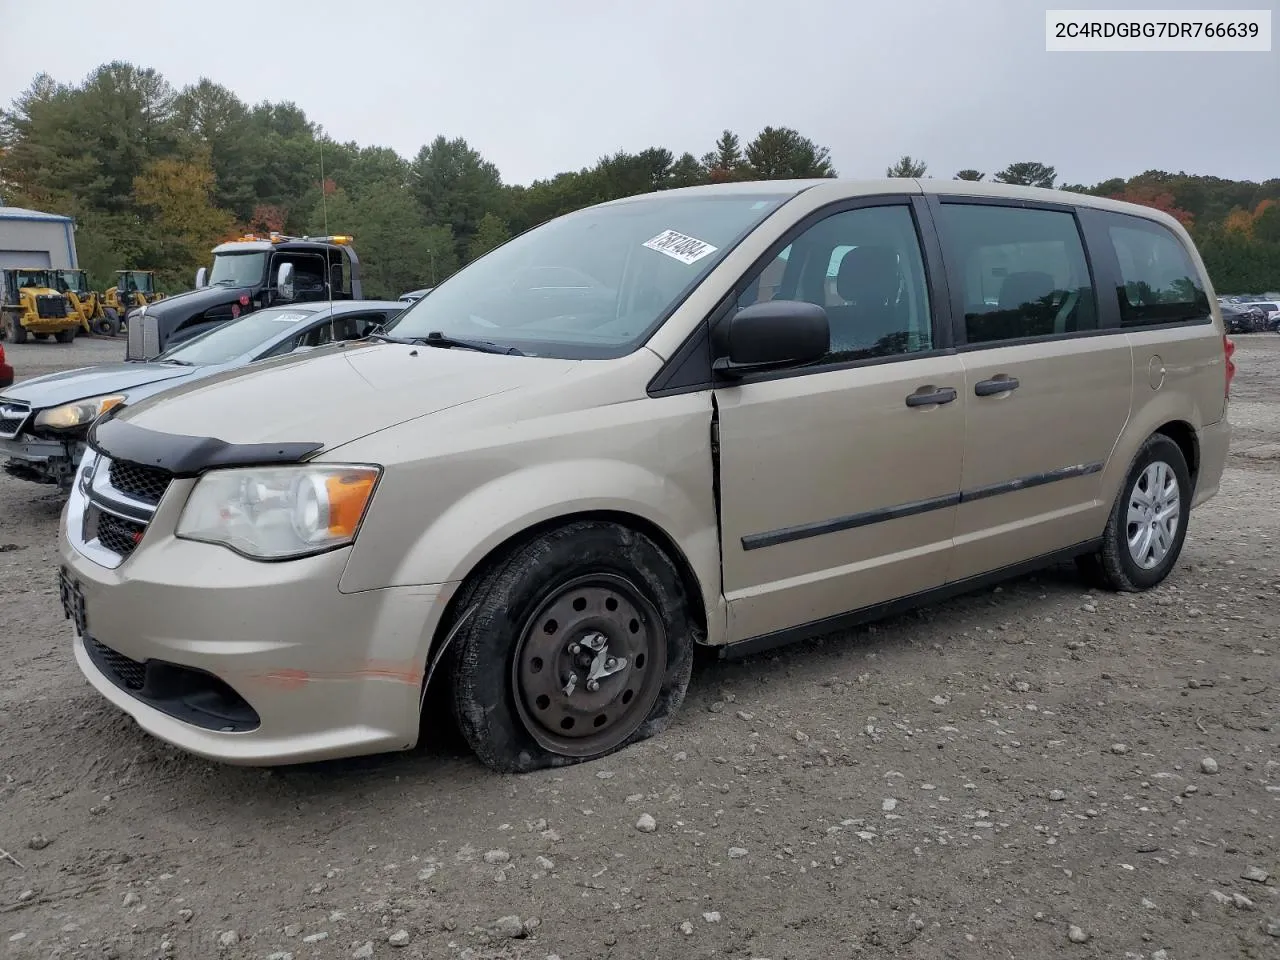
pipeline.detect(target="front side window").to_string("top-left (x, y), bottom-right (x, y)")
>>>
top-left (1105, 215), bottom-right (1209, 327)
top-left (936, 203), bottom-right (1098, 345)
top-left (208, 252), bottom-right (268, 287)
top-left (387, 193), bottom-right (792, 358)
top-left (736, 204), bottom-right (934, 364)
top-left (157, 306), bottom-right (320, 365)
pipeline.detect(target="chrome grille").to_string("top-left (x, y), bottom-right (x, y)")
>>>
top-left (126, 315), bottom-right (144, 359)
top-left (0, 399), bottom-right (31, 439)
top-left (66, 451), bottom-right (166, 568)
top-left (107, 459), bottom-right (172, 506)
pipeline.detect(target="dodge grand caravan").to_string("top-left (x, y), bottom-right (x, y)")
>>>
top-left (58, 179), bottom-right (1232, 772)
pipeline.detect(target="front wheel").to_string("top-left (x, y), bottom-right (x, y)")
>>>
top-left (449, 521), bottom-right (697, 773)
top-left (54, 327), bottom-right (76, 343)
top-left (10, 318), bottom-right (28, 344)
top-left (1079, 434), bottom-right (1192, 592)
top-left (92, 312), bottom-right (120, 337)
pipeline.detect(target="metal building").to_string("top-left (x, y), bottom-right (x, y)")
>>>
top-left (0, 205), bottom-right (78, 270)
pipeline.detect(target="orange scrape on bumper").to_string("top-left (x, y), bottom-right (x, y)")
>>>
top-left (247, 661), bottom-right (424, 690)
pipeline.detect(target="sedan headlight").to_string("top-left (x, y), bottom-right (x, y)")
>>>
top-left (176, 464), bottom-right (380, 560)
top-left (34, 394), bottom-right (125, 430)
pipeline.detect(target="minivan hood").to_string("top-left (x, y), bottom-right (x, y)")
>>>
top-left (112, 342), bottom-right (579, 450)
top-left (0, 361), bottom-right (194, 410)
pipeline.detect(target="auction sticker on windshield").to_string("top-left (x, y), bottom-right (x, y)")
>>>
top-left (643, 230), bottom-right (718, 265)
top-left (270, 313), bottom-right (310, 323)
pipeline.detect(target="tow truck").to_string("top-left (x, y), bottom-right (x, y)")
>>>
top-left (124, 233), bottom-right (363, 360)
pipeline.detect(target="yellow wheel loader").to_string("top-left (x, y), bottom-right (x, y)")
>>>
top-left (104, 270), bottom-right (164, 316)
top-left (0, 268), bottom-right (81, 344)
top-left (52, 269), bottom-right (121, 337)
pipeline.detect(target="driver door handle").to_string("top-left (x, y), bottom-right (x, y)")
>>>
top-left (905, 386), bottom-right (958, 407)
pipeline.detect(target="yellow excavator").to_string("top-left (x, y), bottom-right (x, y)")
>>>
top-left (0, 268), bottom-right (81, 343)
top-left (52, 269), bottom-right (122, 337)
top-left (104, 270), bottom-right (164, 316)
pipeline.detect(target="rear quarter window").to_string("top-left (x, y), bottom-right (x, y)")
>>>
top-left (1104, 214), bottom-right (1210, 327)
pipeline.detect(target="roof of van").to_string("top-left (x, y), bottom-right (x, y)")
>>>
top-left (596, 178), bottom-right (1190, 233)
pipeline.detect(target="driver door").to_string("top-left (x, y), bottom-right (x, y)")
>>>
top-left (714, 199), bottom-right (966, 643)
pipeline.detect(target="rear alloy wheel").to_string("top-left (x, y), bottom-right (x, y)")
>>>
top-left (449, 521), bottom-right (696, 773)
top-left (1080, 434), bottom-right (1192, 592)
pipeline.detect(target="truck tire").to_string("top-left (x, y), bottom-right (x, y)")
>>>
top-left (11, 318), bottom-right (28, 344)
top-left (55, 327), bottom-right (76, 343)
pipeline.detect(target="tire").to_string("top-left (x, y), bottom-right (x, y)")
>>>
top-left (449, 521), bottom-right (697, 773)
top-left (55, 327), bottom-right (76, 343)
top-left (92, 313), bottom-right (120, 337)
top-left (10, 318), bottom-right (28, 344)
top-left (1081, 434), bottom-right (1193, 592)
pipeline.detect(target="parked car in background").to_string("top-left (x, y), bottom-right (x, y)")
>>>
top-left (1, 300), bottom-right (405, 490)
top-left (398, 287), bottom-right (432, 303)
top-left (57, 179), bottom-right (1231, 773)
top-left (1222, 302), bottom-right (1265, 333)
top-left (1251, 301), bottom-right (1280, 330)
top-left (0, 344), bottom-right (12, 389)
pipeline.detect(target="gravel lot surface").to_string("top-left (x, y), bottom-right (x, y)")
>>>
top-left (2, 334), bottom-right (1277, 959)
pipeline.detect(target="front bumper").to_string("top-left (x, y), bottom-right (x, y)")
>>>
top-left (60, 527), bottom-right (452, 765)
top-left (0, 433), bottom-right (80, 485)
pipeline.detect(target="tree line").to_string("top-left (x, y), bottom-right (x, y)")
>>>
top-left (1, 62), bottom-right (1277, 298)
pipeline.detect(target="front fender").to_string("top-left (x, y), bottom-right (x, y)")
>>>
top-left (338, 459), bottom-right (725, 643)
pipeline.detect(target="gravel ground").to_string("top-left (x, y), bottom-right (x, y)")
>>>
top-left (1, 334), bottom-right (1277, 960)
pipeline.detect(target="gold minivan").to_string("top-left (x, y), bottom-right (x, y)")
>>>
top-left (58, 179), bottom-right (1233, 771)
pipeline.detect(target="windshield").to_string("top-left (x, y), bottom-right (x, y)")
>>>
top-left (156, 306), bottom-right (320, 365)
top-left (14, 270), bottom-right (52, 289)
top-left (388, 192), bottom-right (792, 358)
top-left (208, 251), bottom-right (268, 287)
top-left (56, 271), bottom-right (86, 293)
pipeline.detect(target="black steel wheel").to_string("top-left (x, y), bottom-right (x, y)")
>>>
top-left (511, 573), bottom-right (667, 758)
top-left (448, 521), bottom-right (697, 773)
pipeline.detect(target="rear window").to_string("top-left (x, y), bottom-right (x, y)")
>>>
top-left (1104, 214), bottom-right (1210, 327)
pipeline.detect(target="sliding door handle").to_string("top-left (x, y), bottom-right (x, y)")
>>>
top-left (905, 386), bottom-right (958, 407)
top-left (975, 376), bottom-right (1020, 396)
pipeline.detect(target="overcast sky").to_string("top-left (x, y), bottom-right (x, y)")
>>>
top-left (2, 0), bottom-right (1276, 187)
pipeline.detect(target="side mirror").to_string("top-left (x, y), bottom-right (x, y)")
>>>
top-left (276, 263), bottom-right (295, 301)
top-left (195, 267), bottom-right (208, 289)
top-left (713, 300), bottom-right (829, 378)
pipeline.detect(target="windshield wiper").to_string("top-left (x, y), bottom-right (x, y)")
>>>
top-left (366, 331), bottom-right (417, 345)
top-left (365, 328), bottom-right (524, 356)
top-left (420, 331), bottom-right (525, 356)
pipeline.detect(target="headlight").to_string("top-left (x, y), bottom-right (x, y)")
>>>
top-left (34, 394), bottom-right (125, 430)
top-left (175, 464), bottom-right (380, 560)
